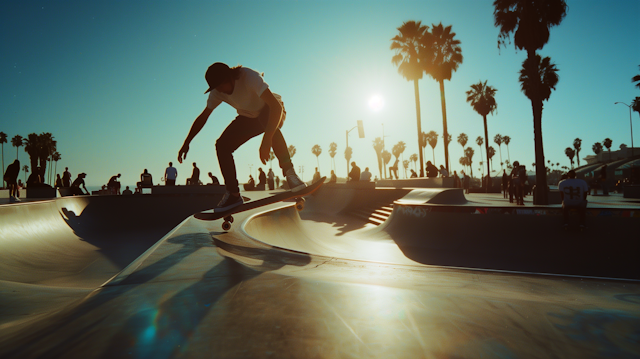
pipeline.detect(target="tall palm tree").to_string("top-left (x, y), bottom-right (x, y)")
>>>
top-left (502, 135), bottom-right (511, 163)
top-left (269, 151), bottom-right (275, 169)
top-left (329, 142), bottom-right (337, 172)
top-left (52, 151), bottom-right (61, 180)
top-left (421, 23), bottom-right (463, 172)
top-left (410, 153), bottom-right (418, 171)
top-left (603, 138), bottom-right (612, 161)
top-left (22, 165), bottom-right (29, 182)
top-left (494, 0), bottom-right (567, 204)
top-left (391, 20), bottom-right (429, 177)
top-left (23, 133), bottom-right (41, 181)
top-left (425, 131), bottom-right (438, 164)
top-left (457, 133), bottom-right (468, 164)
top-left (402, 160), bottom-right (410, 178)
top-left (0, 132), bottom-right (6, 183)
top-left (493, 134), bottom-right (504, 170)
top-left (573, 138), bottom-right (582, 167)
top-left (288, 145), bottom-right (296, 159)
top-left (592, 142), bottom-right (603, 158)
top-left (311, 145), bottom-right (322, 171)
top-left (633, 64), bottom-right (640, 90)
top-left (372, 137), bottom-right (385, 179)
top-left (466, 81), bottom-right (498, 192)
top-left (519, 54), bottom-right (559, 202)
top-left (382, 150), bottom-right (392, 177)
top-left (464, 146), bottom-right (475, 177)
top-left (459, 156), bottom-right (469, 175)
top-left (632, 97), bottom-right (640, 117)
top-left (564, 147), bottom-right (575, 168)
top-left (476, 136), bottom-right (484, 162)
top-left (37, 133), bottom-right (56, 184)
top-left (392, 141), bottom-right (406, 178)
top-left (395, 141), bottom-right (407, 164)
top-left (10, 135), bottom-right (23, 161)
top-left (419, 131), bottom-right (428, 167)
top-left (488, 146), bottom-right (496, 172)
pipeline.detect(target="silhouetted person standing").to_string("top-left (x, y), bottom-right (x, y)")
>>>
top-left (349, 162), bottom-right (360, 182)
top-left (165, 162), bottom-right (177, 186)
top-left (188, 162), bottom-right (200, 185)
top-left (177, 62), bottom-right (305, 212)
top-left (559, 170), bottom-right (589, 230)
top-left (4, 159), bottom-right (20, 202)
top-left (267, 168), bottom-right (275, 190)
top-left (62, 167), bottom-right (72, 187)
top-left (257, 167), bottom-right (266, 190)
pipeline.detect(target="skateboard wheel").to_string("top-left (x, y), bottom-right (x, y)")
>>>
top-left (295, 198), bottom-right (305, 211)
top-left (222, 221), bottom-right (231, 231)
top-left (224, 215), bottom-right (234, 223)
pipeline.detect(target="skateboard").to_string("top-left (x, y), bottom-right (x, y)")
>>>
top-left (195, 177), bottom-right (326, 230)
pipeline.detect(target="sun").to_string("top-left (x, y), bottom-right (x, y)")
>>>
top-left (368, 95), bottom-right (384, 112)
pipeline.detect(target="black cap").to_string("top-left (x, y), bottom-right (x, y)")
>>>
top-left (204, 62), bottom-right (231, 94)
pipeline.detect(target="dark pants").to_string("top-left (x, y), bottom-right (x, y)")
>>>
top-left (166, 179), bottom-right (175, 186)
top-left (563, 203), bottom-right (586, 225)
top-left (216, 106), bottom-right (292, 193)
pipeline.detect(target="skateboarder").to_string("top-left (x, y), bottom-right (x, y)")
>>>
top-left (558, 169), bottom-right (589, 230)
top-left (178, 62), bottom-right (305, 212)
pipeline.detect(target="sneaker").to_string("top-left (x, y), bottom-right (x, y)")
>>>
top-left (9, 196), bottom-right (21, 203)
top-left (214, 191), bottom-right (244, 213)
top-left (285, 168), bottom-right (306, 192)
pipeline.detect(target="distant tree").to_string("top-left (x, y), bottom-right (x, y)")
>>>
top-left (391, 20), bottom-right (428, 177)
top-left (372, 137), bottom-right (384, 179)
top-left (573, 138), bottom-right (582, 167)
top-left (22, 165), bottom-right (29, 182)
top-left (502, 135), bottom-right (511, 163)
top-left (382, 150), bottom-right (392, 178)
top-left (269, 150), bottom-right (275, 169)
top-left (425, 130), bottom-right (438, 164)
top-left (394, 141), bottom-right (407, 163)
top-left (476, 136), bottom-right (484, 160)
top-left (311, 145), bottom-right (322, 171)
top-left (459, 156), bottom-right (469, 175)
top-left (457, 133), bottom-right (468, 160)
top-left (52, 151), bottom-right (61, 179)
top-left (487, 146), bottom-right (496, 171)
top-left (632, 97), bottom-right (640, 117)
top-left (288, 145), bottom-right (296, 159)
top-left (633, 65), bottom-right (640, 90)
top-left (11, 134), bottom-right (23, 160)
top-left (402, 160), bottom-right (410, 178)
top-left (422, 23), bottom-right (463, 172)
top-left (329, 142), bottom-right (337, 172)
top-left (419, 131), bottom-right (428, 165)
top-left (464, 146), bottom-right (474, 177)
top-left (494, 134), bottom-right (503, 170)
top-left (467, 81), bottom-right (497, 192)
top-left (410, 153), bottom-right (418, 171)
top-left (0, 132), bottom-right (6, 182)
top-left (592, 142), bottom-right (603, 157)
top-left (603, 138), bottom-right (612, 161)
top-left (564, 147), bottom-right (575, 168)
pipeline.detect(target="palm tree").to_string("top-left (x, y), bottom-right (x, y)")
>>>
top-left (564, 147), bottom-right (575, 168)
top-left (422, 23), bottom-right (463, 172)
top-left (592, 142), bottom-right (603, 158)
top-left (466, 80), bottom-right (497, 192)
top-left (0, 132), bottom-right (6, 183)
top-left (372, 137), bottom-right (384, 179)
top-left (488, 146), bottom-right (496, 171)
top-left (382, 150), bottom-right (392, 178)
top-left (476, 136), bottom-right (484, 161)
top-left (457, 133), bottom-right (468, 164)
top-left (493, 134), bottom-right (504, 170)
top-left (395, 141), bottom-right (407, 164)
top-left (632, 97), bottom-right (640, 118)
top-left (402, 160), bottom-right (410, 178)
top-left (391, 20), bottom-right (429, 177)
top-left (269, 151), bottom-right (275, 169)
top-left (603, 138), bottom-right (612, 161)
top-left (494, 0), bottom-right (568, 204)
top-left (37, 133), bottom-right (56, 184)
top-left (288, 145), bottom-right (296, 159)
top-left (464, 146), bottom-right (475, 177)
top-left (502, 135), bottom-right (511, 163)
top-left (425, 131), bottom-right (438, 164)
top-left (410, 153), bottom-right (418, 172)
top-left (419, 131), bottom-right (428, 166)
top-left (573, 138), bottom-right (582, 167)
top-left (443, 133), bottom-right (452, 166)
top-left (633, 64), bottom-right (640, 90)
top-left (22, 165), bottom-right (29, 182)
top-left (392, 141), bottom-right (406, 178)
top-left (311, 145), bottom-right (322, 171)
top-left (459, 156), bottom-right (469, 175)
top-left (23, 133), bottom-right (40, 182)
top-left (329, 142), bottom-right (337, 172)
top-left (52, 151), bottom-right (61, 180)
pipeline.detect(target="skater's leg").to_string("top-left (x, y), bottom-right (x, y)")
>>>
top-left (216, 116), bottom-right (265, 193)
top-left (256, 111), bottom-right (293, 174)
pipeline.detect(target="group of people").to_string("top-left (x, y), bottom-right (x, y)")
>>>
top-left (3, 162), bottom-right (90, 202)
top-left (501, 161), bottom-right (529, 205)
top-left (245, 167), bottom-right (279, 191)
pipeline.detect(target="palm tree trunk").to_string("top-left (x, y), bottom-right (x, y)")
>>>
top-left (414, 79), bottom-right (424, 177)
top-left (532, 98), bottom-right (548, 205)
top-left (483, 115), bottom-right (491, 193)
top-left (439, 80), bottom-right (450, 172)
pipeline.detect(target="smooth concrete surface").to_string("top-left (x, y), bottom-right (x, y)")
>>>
top-left (0, 188), bottom-right (639, 358)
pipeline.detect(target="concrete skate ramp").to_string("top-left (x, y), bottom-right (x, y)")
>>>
top-left (0, 195), bottom-right (219, 287)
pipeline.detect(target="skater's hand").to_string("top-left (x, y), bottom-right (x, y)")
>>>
top-left (259, 138), bottom-right (271, 165)
top-left (178, 143), bottom-right (189, 164)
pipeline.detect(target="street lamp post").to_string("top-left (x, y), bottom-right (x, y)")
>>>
top-left (615, 102), bottom-right (634, 157)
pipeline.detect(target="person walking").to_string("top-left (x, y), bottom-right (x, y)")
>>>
top-left (62, 167), bottom-right (72, 187)
top-left (267, 168), bottom-right (275, 190)
top-left (178, 62), bottom-right (305, 212)
top-left (558, 170), bottom-right (589, 230)
top-left (164, 162), bottom-right (178, 186)
top-left (4, 159), bottom-right (20, 202)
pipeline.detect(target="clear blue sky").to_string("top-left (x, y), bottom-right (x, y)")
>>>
top-left (2, 0), bottom-right (639, 187)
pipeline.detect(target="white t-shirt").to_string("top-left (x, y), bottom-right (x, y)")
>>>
top-left (165, 166), bottom-right (177, 180)
top-left (207, 67), bottom-right (269, 118)
top-left (360, 170), bottom-right (372, 181)
top-left (558, 178), bottom-right (589, 206)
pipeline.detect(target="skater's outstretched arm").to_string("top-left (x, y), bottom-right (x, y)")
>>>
top-left (178, 107), bottom-right (213, 163)
top-left (259, 88), bottom-right (283, 165)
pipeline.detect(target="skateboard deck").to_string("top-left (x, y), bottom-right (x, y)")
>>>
top-left (194, 177), bottom-right (326, 229)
